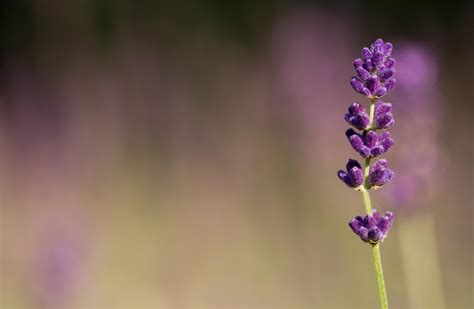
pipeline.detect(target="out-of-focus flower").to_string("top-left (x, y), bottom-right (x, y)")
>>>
top-left (35, 229), bottom-right (84, 307)
top-left (268, 8), bottom-right (354, 165)
top-left (349, 210), bottom-right (394, 244)
top-left (382, 43), bottom-right (443, 209)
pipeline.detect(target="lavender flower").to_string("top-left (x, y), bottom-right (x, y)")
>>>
top-left (337, 38), bottom-right (398, 309)
top-left (368, 159), bottom-right (394, 189)
top-left (337, 159), bottom-right (364, 189)
top-left (351, 39), bottom-right (397, 98)
top-left (345, 102), bottom-right (370, 130)
top-left (349, 210), bottom-right (395, 244)
top-left (346, 129), bottom-right (394, 158)
top-left (374, 101), bottom-right (395, 129)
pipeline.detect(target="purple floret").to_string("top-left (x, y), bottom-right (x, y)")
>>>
top-left (350, 38), bottom-right (396, 98)
top-left (344, 102), bottom-right (371, 130)
top-left (368, 159), bottom-right (394, 189)
top-left (349, 209), bottom-right (394, 244)
top-left (337, 159), bottom-right (364, 189)
top-left (350, 77), bottom-right (371, 97)
top-left (346, 129), bottom-right (394, 158)
top-left (374, 101), bottom-right (395, 129)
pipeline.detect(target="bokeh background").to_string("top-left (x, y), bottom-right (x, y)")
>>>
top-left (0, 0), bottom-right (473, 308)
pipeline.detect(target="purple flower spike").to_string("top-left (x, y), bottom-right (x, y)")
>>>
top-left (374, 101), bottom-right (395, 129)
top-left (339, 39), bottom-right (397, 305)
top-left (337, 159), bottom-right (364, 189)
top-left (349, 210), bottom-right (394, 244)
top-left (344, 102), bottom-right (370, 130)
top-left (346, 129), bottom-right (394, 158)
top-left (368, 159), bottom-right (394, 189)
top-left (350, 39), bottom-right (396, 98)
top-left (339, 39), bottom-right (397, 205)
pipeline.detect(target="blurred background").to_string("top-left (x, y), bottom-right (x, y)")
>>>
top-left (0, 0), bottom-right (472, 308)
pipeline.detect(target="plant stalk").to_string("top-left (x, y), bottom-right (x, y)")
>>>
top-left (372, 242), bottom-right (389, 309)
top-left (361, 97), bottom-right (389, 309)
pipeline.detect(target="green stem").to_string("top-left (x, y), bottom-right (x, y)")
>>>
top-left (368, 98), bottom-right (376, 127)
top-left (360, 97), bottom-right (389, 309)
top-left (372, 243), bottom-right (389, 309)
top-left (361, 188), bottom-right (373, 214)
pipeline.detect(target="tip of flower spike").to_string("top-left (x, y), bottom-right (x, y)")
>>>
top-left (352, 39), bottom-right (396, 98)
top-left (374, 38), bottom-right (384, 46)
